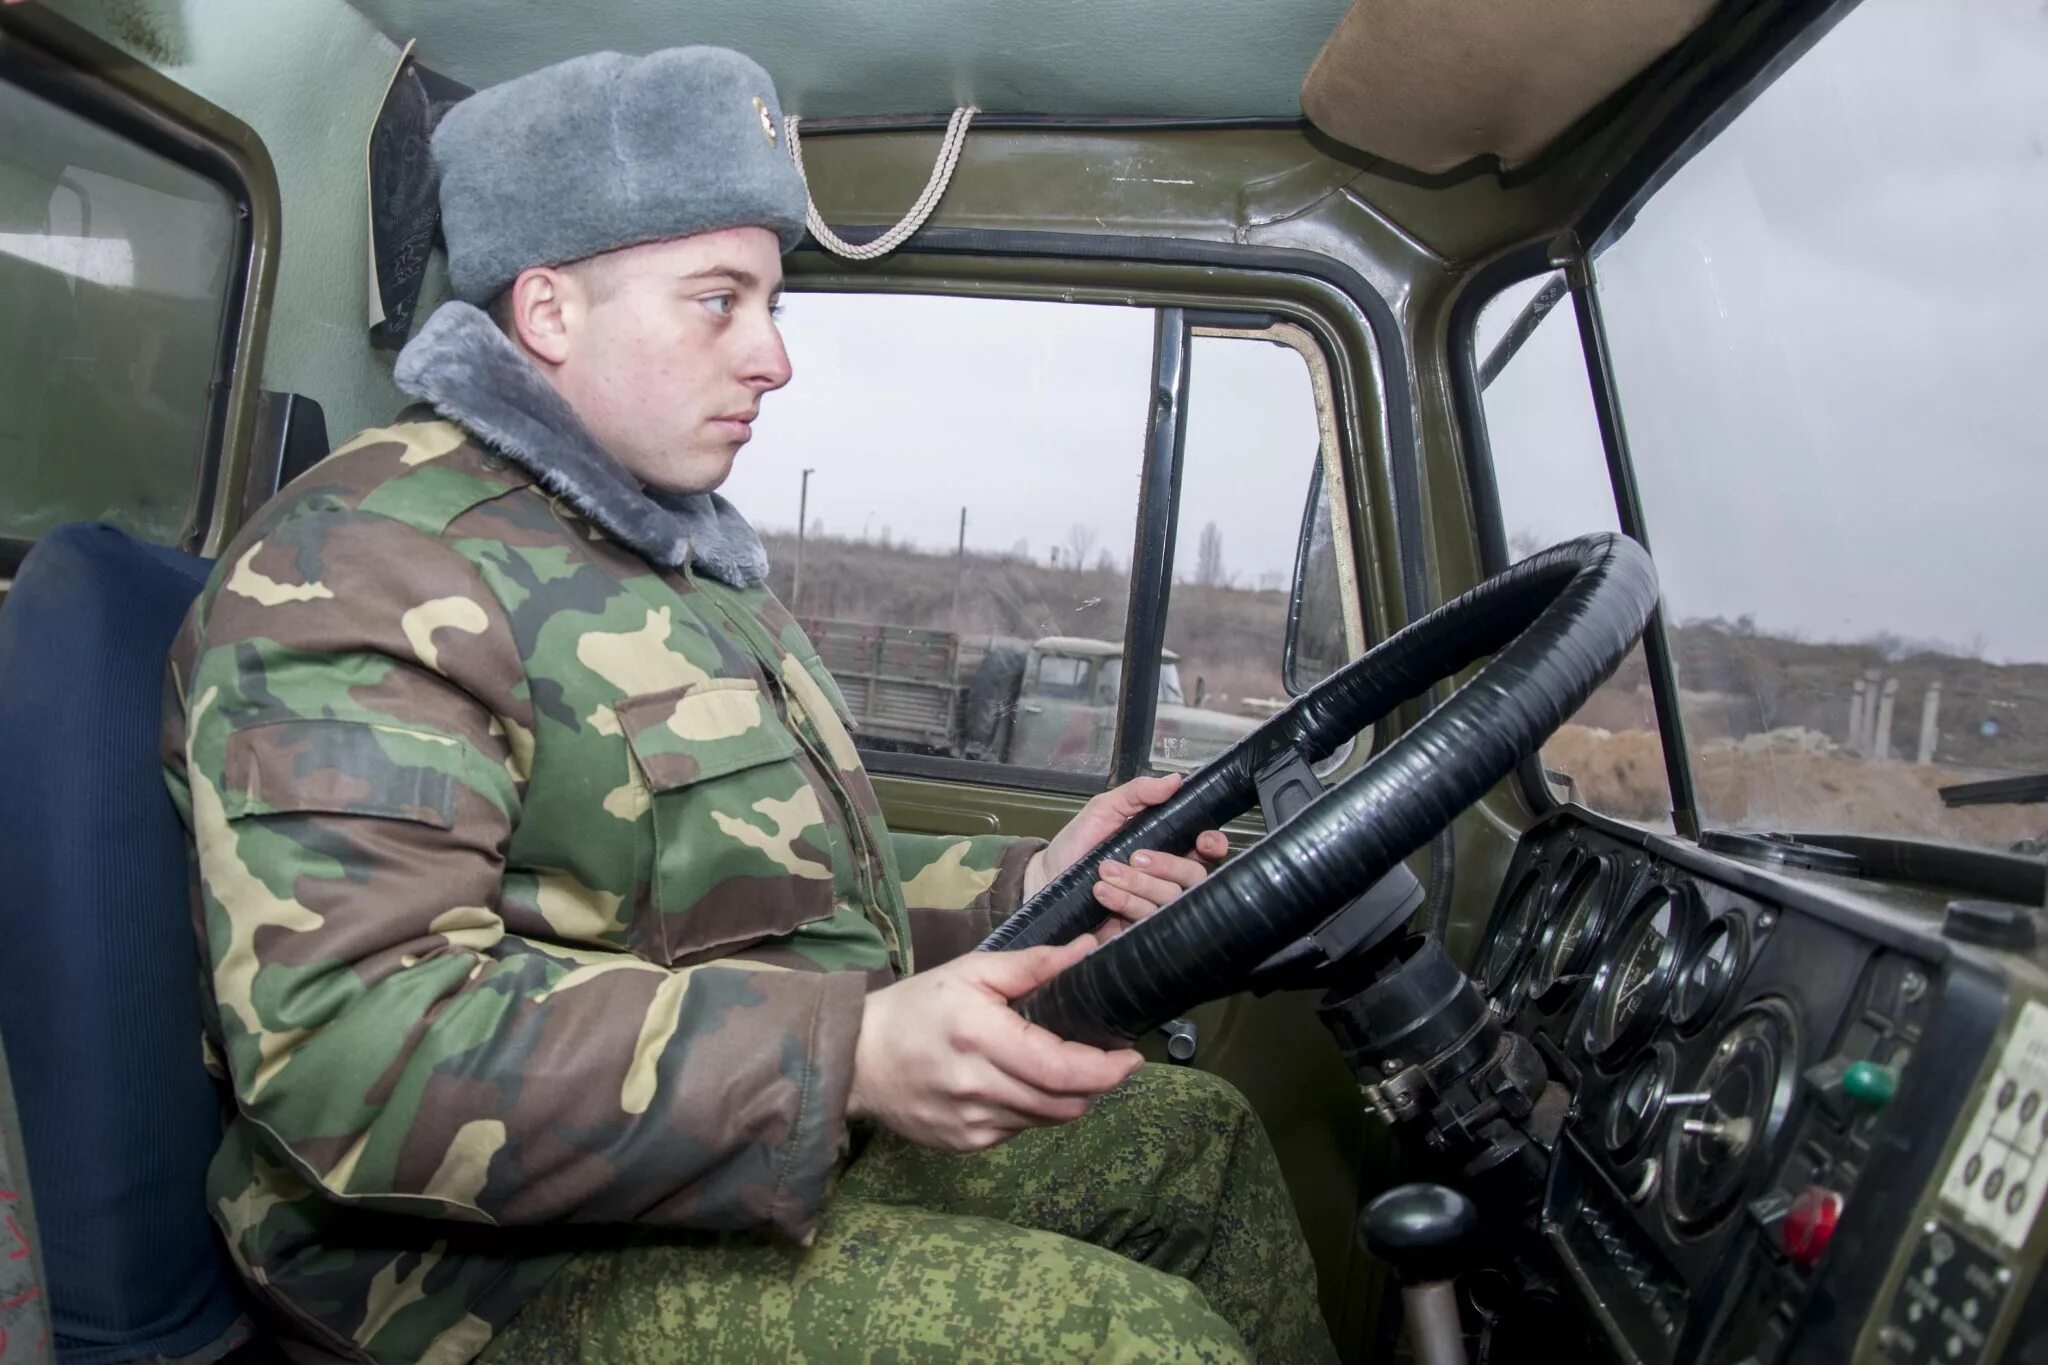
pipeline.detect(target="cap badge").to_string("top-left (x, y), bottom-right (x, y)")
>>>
top-left (753, 96), bottom-right (777, 146)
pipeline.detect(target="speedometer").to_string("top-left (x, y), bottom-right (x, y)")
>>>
top-left (1588, 886), bottom-right (1689, 1060)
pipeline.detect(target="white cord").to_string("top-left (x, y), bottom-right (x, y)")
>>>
top-left (784, 106), bottom-right (978, 261)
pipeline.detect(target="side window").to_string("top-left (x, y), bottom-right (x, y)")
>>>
top-left (727, 295), bottom-right (1365, 785)
top-left (1152, 327), bottom-right (1351, 770)
top-left (0, 78), bottom-right (239, 555)
top-left (1472, 272), bottom-right (1674, 827)
top-left (721, 292), bottom-right (1154, 781)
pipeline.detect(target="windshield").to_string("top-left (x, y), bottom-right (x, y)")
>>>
top-left (1593, 0), bottom-right (2048, 855)
top-left (1094, 658), bottom-right (1187, 707)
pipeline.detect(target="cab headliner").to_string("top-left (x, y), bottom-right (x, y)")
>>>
top-left (342, 0), bottom-right (1351, 120)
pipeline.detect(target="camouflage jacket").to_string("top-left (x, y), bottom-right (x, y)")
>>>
top-left (161, 302), bottom-right (1039, 1364)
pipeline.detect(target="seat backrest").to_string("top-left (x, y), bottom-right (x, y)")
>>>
top-left (0, 523), bottom-right (245, 1362)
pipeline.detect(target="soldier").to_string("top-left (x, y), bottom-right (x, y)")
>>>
top-left (163, 47), bottom-right (1336, 1365)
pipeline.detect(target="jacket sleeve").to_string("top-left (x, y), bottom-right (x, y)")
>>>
top-left (169, 508), bottom-right (862, 1242)
top-left (891, 832), bottom-right (1045, 969)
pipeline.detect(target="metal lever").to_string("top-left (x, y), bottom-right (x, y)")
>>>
top-left (1361, 1183), bottom-right (1479, 1365)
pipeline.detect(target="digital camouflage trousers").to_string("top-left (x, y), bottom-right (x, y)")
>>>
top-left (480, 1064), bottom-right (1337, 1364)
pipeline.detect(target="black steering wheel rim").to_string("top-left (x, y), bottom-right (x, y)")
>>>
top-left (981, 533), bottom-right (1660, 1047)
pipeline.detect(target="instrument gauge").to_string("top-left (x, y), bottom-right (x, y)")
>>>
top-left (1604, 1046), bottom-right (1675, 1160)
top-left (1528, 854), bottom-right (1615, 1006)
top-left (1665, 1001), bottom-right (1799, 1231)
top-left (1671, 916), bottom-right (1746, 1032)
top-left (1479, 867), bottom-right (1548, 994)
top-left (1588, 886), bottom-right (1690, 1061)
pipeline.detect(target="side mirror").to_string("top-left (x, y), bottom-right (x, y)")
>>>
top-left (1285, 461), bottom-right (1347, 694)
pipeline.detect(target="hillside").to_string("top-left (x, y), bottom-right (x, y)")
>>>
top-left (761, 530), bottom-right (2047, 849)
top-left (759, 529), bottom-right (1292, 712)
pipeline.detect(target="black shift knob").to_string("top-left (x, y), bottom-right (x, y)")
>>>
top-left (1362, 1183), bottom-right (1480, 1284)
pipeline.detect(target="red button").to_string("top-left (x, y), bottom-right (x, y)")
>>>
top-left (1783, 1187), bottom-right (1844, 1269)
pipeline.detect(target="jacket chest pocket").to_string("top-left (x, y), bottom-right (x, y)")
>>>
top-left (615, 679), bottom-right (849, 966)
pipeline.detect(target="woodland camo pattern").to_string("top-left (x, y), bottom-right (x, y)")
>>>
top-left (162, 416), bottom-right (1039, 1361)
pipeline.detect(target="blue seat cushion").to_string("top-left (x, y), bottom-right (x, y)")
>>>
top-left (0, 523), bottom-right (245, 1363)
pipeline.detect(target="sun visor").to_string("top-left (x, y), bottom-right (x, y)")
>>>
top-left (1301, 0), bottom-right (1718, 174)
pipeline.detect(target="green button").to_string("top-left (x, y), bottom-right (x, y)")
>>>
top-left (1843, 1060), bottom-right (1899, 1107)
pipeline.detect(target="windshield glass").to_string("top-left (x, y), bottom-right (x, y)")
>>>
top-left (1595, 0), bottom-right (2047, 854)
top-left (1094, 658), bottom-right (1187, 707)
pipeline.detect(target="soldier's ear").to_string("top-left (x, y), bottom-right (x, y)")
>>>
top-left (507, 267), bottom-right (573, 367)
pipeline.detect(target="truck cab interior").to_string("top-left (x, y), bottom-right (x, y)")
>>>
top-left (0, 1), bottom-right (2043, 1362)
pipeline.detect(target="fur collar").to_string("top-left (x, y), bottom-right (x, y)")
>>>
top-left (393, 302), bottom-right (770, 587)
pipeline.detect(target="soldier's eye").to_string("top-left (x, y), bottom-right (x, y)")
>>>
top-left (701, 293), bottom-right (736, 318)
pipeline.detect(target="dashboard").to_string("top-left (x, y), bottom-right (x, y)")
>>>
top-left (1473, 810), bottom-right (2048, 1365)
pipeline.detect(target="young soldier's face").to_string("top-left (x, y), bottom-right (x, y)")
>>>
top-left (520, 227), bottom-right (793, 493)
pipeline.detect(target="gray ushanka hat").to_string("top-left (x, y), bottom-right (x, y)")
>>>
top-left (433, 47), bottom-right (808, 305)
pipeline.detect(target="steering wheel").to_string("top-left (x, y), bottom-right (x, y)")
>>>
top-left (980, 533), bottom-right (1659, 1047)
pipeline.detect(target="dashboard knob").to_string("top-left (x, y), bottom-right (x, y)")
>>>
top-left (1782, 1186), bottom-right (1844, 1269)
top-left (1842, 1060), bottom-right (1898, 1108)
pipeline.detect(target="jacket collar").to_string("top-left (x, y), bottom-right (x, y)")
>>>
top-left (392, 301), bottom-right (770, 587)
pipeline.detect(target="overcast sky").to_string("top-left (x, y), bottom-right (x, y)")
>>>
top-left (721, 295), bottom-right (1322, 590)
top-left (729, 0), bottom-right (2042, 660)
top-left (1479, 0), bottom-right (2047, 664)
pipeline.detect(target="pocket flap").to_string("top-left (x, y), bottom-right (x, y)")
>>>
top-left (615, 680), bottom-right (799, 791)
top-left (222, 718), bottom-right (464, 828)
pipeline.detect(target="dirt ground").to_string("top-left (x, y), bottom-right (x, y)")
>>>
top-left (1543, 725), bottom-right (2048, 850)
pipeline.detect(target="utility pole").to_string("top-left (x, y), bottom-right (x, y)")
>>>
top-left (951, 506), bottom-right (967, 630)
top-left (791, 468), bottom-right (815, 612)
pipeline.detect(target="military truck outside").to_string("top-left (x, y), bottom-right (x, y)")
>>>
top-left (801, 616), bottom-right (1256, 773)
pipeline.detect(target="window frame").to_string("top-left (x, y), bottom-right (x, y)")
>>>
top-left (1449, 0), bottom-right (1893, 840)
top-left (781, 233), bottom-right (1410, 797)
top-left (1449, 246), bottom-right (1699, 835)
top-left (0, 9), bottom-right (279, 574)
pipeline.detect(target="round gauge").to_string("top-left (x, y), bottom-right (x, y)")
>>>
top-left (1528, 855), bottom-right (1615, 1005)
top-left (1665, 1001), bottom-right (1799, 1231)
top-left (1588, 886), bottom-right (1689, 1060)
top-left (1479, 868), bottom-right (1548, 992)
top-left (1670, 916), bottom-right (1746, 1032)
top-left (1604, 1046), bottom-right (1675, 1159)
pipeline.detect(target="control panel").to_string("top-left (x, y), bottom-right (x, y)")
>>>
top-left (1470, 812), bottom-right (2044, 1364)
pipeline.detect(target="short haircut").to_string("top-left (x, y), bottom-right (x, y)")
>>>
top-left (484, 254), bottom-right (623, 339)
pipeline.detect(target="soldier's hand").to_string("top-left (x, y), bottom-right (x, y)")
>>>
top-left (1024, 772), bottom-right (1230, 939)
top-left (848, 936), bottom-right (1143, 1151)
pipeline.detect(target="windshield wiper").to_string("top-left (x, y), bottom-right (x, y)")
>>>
top-left (1702, 826), bottom-right (2046, 905)
top-left (1939, 773), bottom-right (2048, 808)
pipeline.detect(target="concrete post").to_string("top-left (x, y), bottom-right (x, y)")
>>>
top-left (1849, 680), bottom-right (1868, 755)
top-left (1917, 683), bottom-right (1943, 765)
top-left (1863, 669), bottom-right (1884, 753)
top-left (1874, 677), bottom-right (1900, 763)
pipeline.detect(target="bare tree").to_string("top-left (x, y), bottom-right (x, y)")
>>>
top-left (1063, 523), bottom-right (1099, 571)
top-left (1095, 550), bottom-right (1117, 573)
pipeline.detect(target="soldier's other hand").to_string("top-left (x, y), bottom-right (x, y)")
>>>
top-left (1024, 772), bottom-right (1230, 938)
top-left (848, 936), bottom-right (1143, 1152)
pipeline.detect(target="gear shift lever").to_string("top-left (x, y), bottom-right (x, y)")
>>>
top-left (1362, 1183), bottom-right (1479, 1365)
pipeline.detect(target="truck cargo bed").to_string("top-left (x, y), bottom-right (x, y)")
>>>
top-left (799, 617), bottom-right (960, 752)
